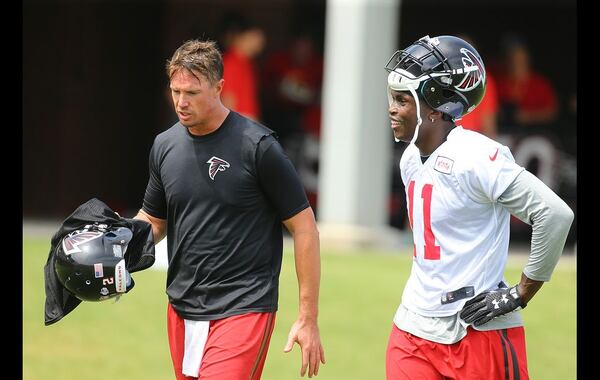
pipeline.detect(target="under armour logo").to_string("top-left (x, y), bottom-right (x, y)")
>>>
top-left (207, 156), bottom-right (230, 180)
top-left (501, 294), bottom-right (509, 304)
top-left (492, 299), bottom-right (500, 309)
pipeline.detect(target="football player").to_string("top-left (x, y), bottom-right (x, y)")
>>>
top-left (384, 35), bottom-right (574, 379)
top-left (134, 39), bottom-right (325, 379)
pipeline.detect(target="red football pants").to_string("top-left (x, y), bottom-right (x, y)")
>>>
top-left (167, 303), bottom-right (276, 380)
top-left (386, 324), bottom-right (529, 379)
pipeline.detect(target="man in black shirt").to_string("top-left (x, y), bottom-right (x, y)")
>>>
top-left (134, 39), bottom-right (325, 379)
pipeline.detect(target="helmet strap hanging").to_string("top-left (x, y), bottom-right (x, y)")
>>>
top-left (408, 86), bottom-right (423, 145)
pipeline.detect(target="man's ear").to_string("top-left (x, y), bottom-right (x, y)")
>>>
top-left (427, 109), bottom-right (444, 122)
top-left (214, 78), bottom-right (225, 95)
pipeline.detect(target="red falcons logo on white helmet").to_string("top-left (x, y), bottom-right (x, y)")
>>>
top-left (455, 48), bottom-right (485, 92)
top-left (206, 156), bottom-right (230, 180)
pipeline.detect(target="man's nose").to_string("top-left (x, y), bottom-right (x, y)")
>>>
top-left (177, 95), bottom-right (189, 107)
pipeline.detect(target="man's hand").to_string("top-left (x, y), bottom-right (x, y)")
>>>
top-left (460, 285), bottom-right (526, 326)
top-left (284, 318), bottom-right (326, 378)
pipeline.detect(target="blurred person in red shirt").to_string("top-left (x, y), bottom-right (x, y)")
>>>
top-left (262, 30), bottom-right (324, 210)
top-left (219, 13), bottom-right (265, 121)
top-left (262, 30), bottom-right (323, 143)
top-left (495, 36), bottom-right (558, 129)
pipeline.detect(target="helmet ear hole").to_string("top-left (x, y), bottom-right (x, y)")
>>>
top-left (442, 89), bottom-right (455, 99)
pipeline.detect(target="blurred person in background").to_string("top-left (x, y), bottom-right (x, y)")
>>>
top-left (495, 35), bottom-right (558, 131)
top-left (261, 29), bottom-right (324, 210)
top-left (262, 29), bottom-right (324, 152)
top-left (219, 12), bottom-right (266, 121)
top-left (135, 39), bottom-right (325, 380)
top-left (383, 34), bottom-right (573, 380)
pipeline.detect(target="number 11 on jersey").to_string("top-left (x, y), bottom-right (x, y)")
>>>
top-left (407, 180), bottom-right (441, 260)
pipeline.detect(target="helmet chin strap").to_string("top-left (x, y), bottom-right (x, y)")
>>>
top-left (408, 86), bottom-right (422, 145)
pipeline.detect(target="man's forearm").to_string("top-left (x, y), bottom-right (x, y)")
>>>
top-left (293, 229), bottom-right (321, 321)
top-left (516, 272), bottom-right (544, 306)
top-left (498, 170), bottom-right (574, 306)
top-left (498, 170), bottom-right (574, 282)
top-left (134, 209), bottom-right (167, 243)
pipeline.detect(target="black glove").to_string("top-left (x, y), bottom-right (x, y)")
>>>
top-left (459, 285), bottom-right (526, 326)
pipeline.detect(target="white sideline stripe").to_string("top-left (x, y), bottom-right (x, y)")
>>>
top-left (151, 238), bottom-right (169, 270)
top-left (150, 237), bottom-right (295, 270)
top-left (21, 221), bottom-right (575, 271)
top-left (150, 237), bottom-right (294, 270)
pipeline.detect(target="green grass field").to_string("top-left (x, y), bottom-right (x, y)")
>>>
top-left (24, 238), bottom-right (576, 380)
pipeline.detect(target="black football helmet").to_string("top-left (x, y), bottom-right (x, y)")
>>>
top-left (385, 35), bottom-right (486, 121)
top-left (54, 223), bottom-right (135, 302)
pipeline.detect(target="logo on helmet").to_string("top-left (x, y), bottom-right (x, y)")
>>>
top-left (62, 231), bottom-right (103, 255)
top-left (207, 156), bottom-right (230, 180)
top-left (455, 48), bottom-right (485, 92)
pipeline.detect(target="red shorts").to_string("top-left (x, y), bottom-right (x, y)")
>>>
top-left (386, 324), bottom-right (529, 380)
top-left (167, 303), bottom-right (276, 380)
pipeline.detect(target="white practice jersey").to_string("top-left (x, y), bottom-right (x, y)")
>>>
top-left (399, 126), bottom-right (525, 317)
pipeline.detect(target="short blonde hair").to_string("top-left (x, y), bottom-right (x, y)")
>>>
top-left (166, 39), bottom-right (223, 84)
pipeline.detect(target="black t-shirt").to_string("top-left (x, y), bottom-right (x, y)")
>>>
top-left (142, 111), bottom-right (309, 320)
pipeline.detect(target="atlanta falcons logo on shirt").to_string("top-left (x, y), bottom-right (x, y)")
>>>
top-left (206, 156), bottom-right (230, 180)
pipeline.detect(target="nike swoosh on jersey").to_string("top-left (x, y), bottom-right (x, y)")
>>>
top-left (489, 148), bottom-right (499, 161)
